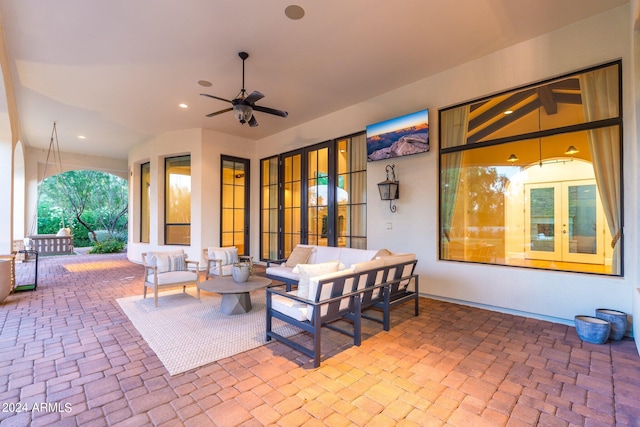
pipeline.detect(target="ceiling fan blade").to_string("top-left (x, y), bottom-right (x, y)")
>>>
top-left (200, 93), bottom-right (233, 103)
top-left (248, 115), bottom-right (258, 127)
top-left (206, 107), bottom-right (233, 117)
top-left (253, 105), bottom-right (288, 118)
top-left (244, 90), bottom-right (264, 104)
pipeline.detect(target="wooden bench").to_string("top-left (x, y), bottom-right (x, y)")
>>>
top-left (266, 256), bottom-right (419, 367)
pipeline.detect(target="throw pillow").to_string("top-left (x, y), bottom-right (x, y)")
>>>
top-left (285, 245), bottom-right (313, 268)
top-left (297, 260), bottom-right (340, 300)
top-left (153, 252), bottom-right (187, 273)
top-left (374, 248), bottom-right (393, 258)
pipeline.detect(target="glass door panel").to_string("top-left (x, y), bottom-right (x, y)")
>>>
top-left (307, 145), bottom-right (330, 246)
top-left (562, 181), bottom-right (603, 264)
top-left (282, 153), bottom-right (303, 257)
top-left (260, 157), bottom-right (279, 260)
top-left (221, 156), bottom-right (249, 255)
top-left (526, 185), bottom-right (560, 260)
top-left (525, 180), bottom-right (604, 264)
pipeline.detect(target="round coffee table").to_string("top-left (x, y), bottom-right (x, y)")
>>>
top-left (197, 275), bottom-right (272, 315)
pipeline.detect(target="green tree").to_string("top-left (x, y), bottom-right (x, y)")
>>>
top-left (38, 170), bottom-right (128, 247)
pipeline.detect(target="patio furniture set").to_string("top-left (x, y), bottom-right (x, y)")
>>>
top-left (141, 244), bottom-right (419, 366)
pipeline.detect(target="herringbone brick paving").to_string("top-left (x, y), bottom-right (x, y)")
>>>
top-left (1, 252), bottom-right (639, 426)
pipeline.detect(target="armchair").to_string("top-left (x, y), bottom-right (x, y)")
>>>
top-left (142, 250), bottom-right (199, 307)
top-left (203, 247), bottom-right (252, 280)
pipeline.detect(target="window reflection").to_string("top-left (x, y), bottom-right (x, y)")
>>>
top-left (439, 62), bottom-right (621, 275)
top-left (165, 155), bottom-right (191, 245)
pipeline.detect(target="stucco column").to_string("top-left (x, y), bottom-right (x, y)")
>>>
top-left (0, 138), bottom-right (12, 253)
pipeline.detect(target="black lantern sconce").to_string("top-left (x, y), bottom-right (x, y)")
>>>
top-left (377, 164), bottom-right (399, 212)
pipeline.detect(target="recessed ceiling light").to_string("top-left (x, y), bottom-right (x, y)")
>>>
top-left (179, 103), bottom-right (188, 109)
top-left (78, 135), bottom-right (86, 139)
top-left (285, 5), bottom-right (305, 20)
top-left (503, 110), bottom-right (513, 115)
top-left (198, 80), bottom-right (212, 87)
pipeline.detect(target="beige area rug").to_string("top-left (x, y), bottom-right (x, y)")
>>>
top-left (116, 288), bottom-right (299, 375)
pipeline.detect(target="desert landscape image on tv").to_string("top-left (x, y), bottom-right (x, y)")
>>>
top-left (366, 109), bottom-right (429, 161)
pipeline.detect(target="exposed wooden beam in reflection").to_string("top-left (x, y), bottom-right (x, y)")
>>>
top-left (536, 86), bottom-right (557, 115)
top-left (468, 89), bottom-right (536, 132)
top-left (467, 99), bottom-right (541, 144)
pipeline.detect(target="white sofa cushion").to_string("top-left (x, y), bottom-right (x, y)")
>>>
top-left (339, 248), bottom-right (378, 268)
top-left (297, 261), bottom-right (341, 300)
top-left (266, 245), bottom-right (386, 285)
top-left (271, 291), bottom-right (309, 321)
top-left (265, 265), bottom-right (300, 281)
top-left (307, 268), bottom-right (356, 321)
top-left (351, 258), bottom-right (385, 273)
top-left (310, 246), bottom-right (342, 264)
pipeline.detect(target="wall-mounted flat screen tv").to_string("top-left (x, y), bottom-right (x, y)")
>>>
top-left (366, 108), bottom-right (429, 161)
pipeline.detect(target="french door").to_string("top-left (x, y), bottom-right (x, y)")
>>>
top-left (260, 133), bottom-right (367, 262)
top-left (221, 156), bottom-right (250, 256)
top-left (525, 180), bottom-right (604, 264)
top-left (281, 142), bottom-right (333, 256)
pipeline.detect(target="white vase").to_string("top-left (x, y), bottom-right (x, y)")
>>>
top-left (231, 265), bottom-right (251, 283)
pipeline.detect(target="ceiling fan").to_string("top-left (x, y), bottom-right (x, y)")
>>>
top-left (200, 51), bottom-right (288, 127)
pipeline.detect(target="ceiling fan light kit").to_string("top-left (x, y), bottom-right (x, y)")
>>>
top-left (201, 51), bottom-right (288, 127)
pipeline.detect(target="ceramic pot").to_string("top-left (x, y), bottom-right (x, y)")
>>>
top-left (575, 315), bottom-right (610, 344)
top-left (231, 265), bottom-right (251, 283)
top-left (595, 309), bottom-right (627, 341)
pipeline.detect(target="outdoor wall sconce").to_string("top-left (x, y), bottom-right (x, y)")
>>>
top-left (378, 164), bottom-right (399, 212)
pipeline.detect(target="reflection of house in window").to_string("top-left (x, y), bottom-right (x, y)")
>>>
top-left (439, 61), bottom-right (621, 275)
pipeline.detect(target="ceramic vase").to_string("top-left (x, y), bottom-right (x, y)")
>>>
top-left (595, 309), bottom-right (627, 341)
top-left (575, 315), bottom-right (610, 344)
top-left (231, 264), bottom-right (251, 283)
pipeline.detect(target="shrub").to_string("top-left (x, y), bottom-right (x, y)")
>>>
top-left (89, 238), bottom-right (125, 254)
top-left (89, 230), bottom-right (110, 243)
top-left (89, 229), bottom-right (128, 244)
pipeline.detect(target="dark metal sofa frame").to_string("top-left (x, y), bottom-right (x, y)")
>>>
top-left (266, 259), bottom-right (419, 367)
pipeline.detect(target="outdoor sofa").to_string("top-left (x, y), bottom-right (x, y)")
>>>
top-left (266, 252), bottom-right (418, 367)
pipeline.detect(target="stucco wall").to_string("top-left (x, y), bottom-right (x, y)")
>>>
top-left (125, 6), bottom-right (637, 338)
top-left (127, 128), bottom-right (256, 265)
top-left (254, 6), bottom-right (636, 326)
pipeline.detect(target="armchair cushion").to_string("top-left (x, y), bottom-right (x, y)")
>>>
top-left (147, 270), bottom-right (198, 285)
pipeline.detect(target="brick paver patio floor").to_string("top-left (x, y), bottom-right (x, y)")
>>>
top-left (1, 252), bottom-right (639, 426)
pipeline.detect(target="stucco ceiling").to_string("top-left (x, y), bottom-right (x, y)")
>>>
top-left (0, 0), bottom-right (629, 159)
